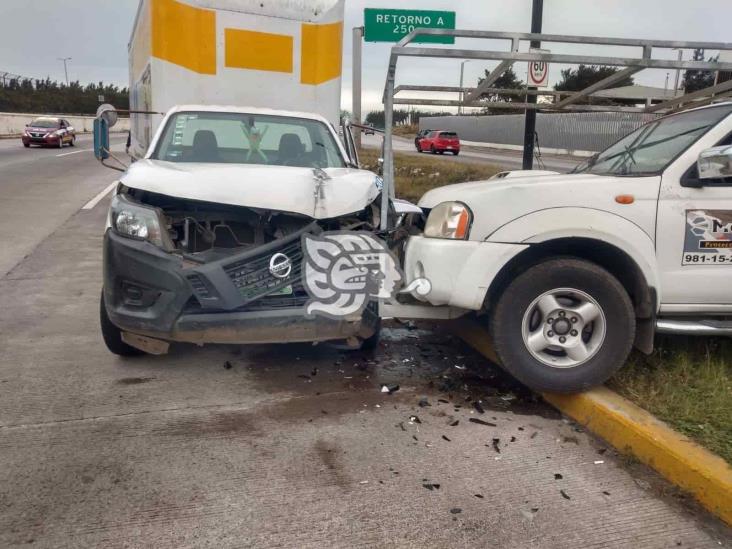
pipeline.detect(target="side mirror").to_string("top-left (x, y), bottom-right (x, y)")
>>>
top-left (96, 103), bottom-right (118, 128)
top-left (698, 146), bottom-right (732, 180)
top-left (94, 117), bottom-right (110, 160)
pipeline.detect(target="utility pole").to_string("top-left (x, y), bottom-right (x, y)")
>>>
top-left (673, 49), bottom-right (683, 96)
top-left (522, 0), bottom-right (543, 170)
top-left (57, 57), bottom-right (71, 85)
top-left (459, 60), bottom-right (472, 115)
top-left (352, 27), bottom-right (363, 149)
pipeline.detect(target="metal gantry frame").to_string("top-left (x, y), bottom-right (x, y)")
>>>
top-left (379, 29), bottom-right (732, 229)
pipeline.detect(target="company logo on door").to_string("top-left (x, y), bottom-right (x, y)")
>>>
top-left (683, 210), bottom-right (732, 264)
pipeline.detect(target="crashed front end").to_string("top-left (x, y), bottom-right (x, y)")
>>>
top-left (103, 188), bottom-right (382, 352)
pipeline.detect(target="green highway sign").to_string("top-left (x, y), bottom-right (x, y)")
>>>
top-left (364, 9), bottom-right (456, 44)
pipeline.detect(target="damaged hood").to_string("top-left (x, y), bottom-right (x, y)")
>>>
top-left (120, 160), bottom-right (381, 219)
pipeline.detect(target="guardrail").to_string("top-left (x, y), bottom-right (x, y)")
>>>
top-left (0, 112), bottom-right (130, 137)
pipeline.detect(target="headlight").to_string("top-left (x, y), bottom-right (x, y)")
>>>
top-left (109, 194), bottom-right (171, 249)
top-left (424, 201), bottom-right (472, 240)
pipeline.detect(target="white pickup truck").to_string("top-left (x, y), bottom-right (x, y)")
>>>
top-left (404, 102), bottom-right (732, 392)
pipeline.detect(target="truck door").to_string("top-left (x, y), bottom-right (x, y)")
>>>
top-left (656, 106), bottom-right (732, 310)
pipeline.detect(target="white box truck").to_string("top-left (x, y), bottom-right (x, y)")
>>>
top-left (127, 0), bottom-right (345, 158)
top-left (97, 0), bottom-right (421, 357)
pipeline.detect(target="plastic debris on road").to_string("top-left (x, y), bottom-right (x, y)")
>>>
top-left (469, 418), bottom-right (497, 427)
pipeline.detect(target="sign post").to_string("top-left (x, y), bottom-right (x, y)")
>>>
top-left (522, 0), bottom-right (544, 170)
top-left (364, 9), bottom-right (456, 44)
top-left (353, 26), bottom-right (363, 149)
top-left (354, 8), bottom-right (455, 146)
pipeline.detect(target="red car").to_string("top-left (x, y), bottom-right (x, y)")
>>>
top-left (417, 130), bottom-right (460, 155)
top-left (22, 117), bottom-right (76, 148)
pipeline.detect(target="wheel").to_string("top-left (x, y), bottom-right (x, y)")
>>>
top-left (69, 135), bottom-right (75, 147)
top-left (23, 142), bottom-right (30, 148)
top-left (359, 319), bottom-right (382, 352)
top-left (452, 151), bottom-right (459, 156)
top-left (100, 291), bottom-right (145, 356)
top-left (57, 135), bottom-right (64, 148)
top-left (430, 145), bottom-right (436, 154)
top-left (416, 142), bottom-right (422, 152)
top-left (489, 258), bottom-right (635, 393)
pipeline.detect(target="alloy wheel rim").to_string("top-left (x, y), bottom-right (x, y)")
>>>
top-left (521, 287), bottom-right (607, 369)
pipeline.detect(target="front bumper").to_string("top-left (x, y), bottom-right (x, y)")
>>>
top-left (403, 236), bottom-right (528, 310)
top-left (103, 230), bottom-right (377, 345)
top-left (22, 134), bottom-right (62, 145)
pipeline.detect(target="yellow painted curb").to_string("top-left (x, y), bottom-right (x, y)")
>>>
top-left (544, 388), bottom-right (732, 526)
top-left (452, 317), bottom-right (732, 526)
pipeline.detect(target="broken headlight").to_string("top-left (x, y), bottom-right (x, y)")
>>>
top-left (424, 201), bottom-right (472, 240)
top-left (109, 194), bottom-right (172, 250)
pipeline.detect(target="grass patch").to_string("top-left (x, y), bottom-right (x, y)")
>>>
top-left (608, 337), bottom-right (732, 463)
top-left (358, 148), bottom-right (502, 202)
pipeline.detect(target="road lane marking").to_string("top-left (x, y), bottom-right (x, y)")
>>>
top-left (57, 148), bottom-right (93, 157)
top-left (82, 181), bottom-right (118, 210)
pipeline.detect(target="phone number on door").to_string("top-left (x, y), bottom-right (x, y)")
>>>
top-left (683, 253), bottom-right (732, 265)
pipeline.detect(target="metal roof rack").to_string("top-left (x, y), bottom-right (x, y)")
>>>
top-left (378, 29), bottom-right (732, 229)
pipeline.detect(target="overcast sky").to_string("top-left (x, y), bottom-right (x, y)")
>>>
top-left (1, 0), bottom-right (729, 113)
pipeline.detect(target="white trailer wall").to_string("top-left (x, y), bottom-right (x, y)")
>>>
top-left (129, 0), bottom-right (344, 157)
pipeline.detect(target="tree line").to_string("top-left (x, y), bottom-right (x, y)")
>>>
top-left (0, 77), bottom-right (129, 115)
top-left (364, 109), bottom-right (452, 128)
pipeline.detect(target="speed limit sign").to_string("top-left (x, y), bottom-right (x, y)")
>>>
top-left (528, 48), bottom-right (549, 87)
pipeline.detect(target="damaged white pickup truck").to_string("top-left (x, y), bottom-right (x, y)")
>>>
top-left (99, 106), bottom-right (412, 355)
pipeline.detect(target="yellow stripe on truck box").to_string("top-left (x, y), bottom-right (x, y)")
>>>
top-left (152, 0), bottom-right (216, 75)
top-left (301, 22), bottom-right (343, 85)
top-left (225, 29), bottom-right (294, 73)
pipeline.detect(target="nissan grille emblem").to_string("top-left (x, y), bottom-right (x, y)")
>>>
top-left (269, 253), bottom-right (292, 279)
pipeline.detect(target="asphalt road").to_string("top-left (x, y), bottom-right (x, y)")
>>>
top-left (0, 134), bottom-right (126, 278)
top-left (361, 134), bottom-right (584, 173)
top-left (0, 140), bottom-right (729, 548)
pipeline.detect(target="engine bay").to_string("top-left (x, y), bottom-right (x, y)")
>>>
top-left (126, 188), bottom-right (383, 262)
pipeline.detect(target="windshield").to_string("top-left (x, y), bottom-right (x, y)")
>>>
top-left (152, 111), bottom-right (346, 168)
top-left (30, 118), bottom-right (59, 128)
top-left (573, 105), bottom-right (732, 176)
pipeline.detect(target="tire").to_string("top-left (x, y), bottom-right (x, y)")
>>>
top-left (58, 135), bottom-right (64, 148)
top-left (69, 135), bottom-right (75, 147)
top-left (23, 142), bottom-right (30, 148)
top-left (489, 258), bottom-right (635, 393)
top-left (100, 291), bottom-right (145, 356)
top-left (416, 142), bottom-right (422, 153)
top-left (430, 145), bottom-right (436, 154)
top-left (452, 151), bottom-right (459, 156)
top-left (359, 319), bottom-right (382, 352)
